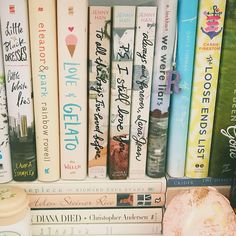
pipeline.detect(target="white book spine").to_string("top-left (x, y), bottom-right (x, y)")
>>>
top-left (8, 176), bottom-right (166, 194)
top-left (32, 223), bottom-right (162, 235)
top-left (0, 26), bottom-right (12, 183)
top-left (31, 208), bottom-right (163, 224)
top-left (129, 7), bottom-right (157, 179)
top-left (28, 0), bottom-right (60, 181)
top-left (57, 0), bottom-right (88, 180)
top-left (0, 0), bottom-right (37, 181)
top-left (88, 6), bottom-right (111, 178)
top-left (109, 6), bottom-right (136, 179)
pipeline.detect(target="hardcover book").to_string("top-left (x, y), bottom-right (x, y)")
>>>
top-left (209, 0), bottom-right (236, 178)
top-left (57, 0), bottom-right (88, 180)
top-left (31, 208), bottom-right (163, 224)
top-left (185, 0), bottom-right (226, 178)
top-left (167, 0), bottom-right (199, 178)
top-left (109, 6), bottom-right (136, 179)
top-left (0, 0), bottom-right (37, 181)
top-left (146, 0), bottom-right (178, 178)
top-left (88, 6), bottom-right (111, 178)
top-left (28, 0), bottom-right (60, 181)
top-left (129, 6), bottom-right (157, 179)
top-left (0, 28), bottom-right (12, 183)
top-left (32, 223), bottom-right (162, 235)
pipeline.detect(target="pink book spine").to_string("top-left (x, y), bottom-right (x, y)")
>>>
top-left (88, 6), bottom-right (111, 178)
top-left (57, 0), bottom-right (88, 180)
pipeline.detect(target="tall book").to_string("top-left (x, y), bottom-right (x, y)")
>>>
top-left (0, 26), bottom-right (12, 183)
top-left (28, 0), bottom-right (60, 181)
top-left (57, 0), bottom-right (88, 180)
top-left (166, 0), bottom-right (199, 178)
top-left (129, 7), bottom-right (157, 179)
top-left (185, 0), bottom-right (226, 178)
top-left (209, 0), bottom-right (236, 178)
top-left (109, 6), bottom-right (136, 179)
top-left (146, 0), bottom-right (178, 178)
top-left (0, 0), bottom-right (37, 181)
top-left (88, 6), bottom-right (111, 178)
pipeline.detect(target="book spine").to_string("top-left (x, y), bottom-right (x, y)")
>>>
top-left (29, 193), bottom-right (165, 209)
top-left (167, 176), bottom-right (232, 187)
top-left (109, 6), bottom-right (136, 179)
top-left (146, 0), bottom-right (178, 178)
top-left (0, 27), bottom-right (12, 183)
top-left (28, 0), bottom-right (60, 181)
top-left (230, 178), bottom-right (236, 213)
top-left (57, 0), bottom-right (88, 180)
top-left (31, 208), bottom-right (163, 224)
top-left (185, 0), bottom-right (226, 178)
top-left (208, 2), bottom-right (236, 178)
top-left (88, 6), bottom-right (111, 178)
top-left (166, 0), bottom-right (199, 178)
top-left (32, 223), bottom-right (162, 235)
top-left (0, 0), bottom-right (37, 181)
top-left (8, 176), bottom-right (166, 194)
top-left (129, 7), bottom-right (157, 179)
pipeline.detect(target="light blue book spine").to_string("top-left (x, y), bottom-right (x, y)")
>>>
top-left (166, 0), bottom-right (199, 177)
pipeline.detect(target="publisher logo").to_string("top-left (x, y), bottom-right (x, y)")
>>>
top-left (9, 5), bottom-right (15, 14)
top-left (201, 5), bottom-right (223, 39)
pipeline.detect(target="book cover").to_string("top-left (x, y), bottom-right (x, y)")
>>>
top-left (31, 208), bottom-right (163, 224)
top-left (57, 0), bottom-right (88, 180)
top-left (166, 0), bottom-right (199, 178)
top-left (209, 0), bottom-right (236, 178)
top-left (28, 0), bottom-right (60, 181)
top-left (109, 6), bottom-right (136, 179)
top-left (88, 6), bottom-right (111, 178)
top-left (8, 176), bottom-right (167, 194)
top-left (32, 223), bottom-right (162, 235)
top-left (0, 0), bottom-right (37, 181)
top-left (29, 192), bottom-right (165, 209)
top-left (0, 27), bottom-right (12, 183)
top-left (146, 0), bottom-right (178, 178)
top-left (129, 7), bottom-right (157, 179)
top-left (185, 0), bottom-right (226, 178)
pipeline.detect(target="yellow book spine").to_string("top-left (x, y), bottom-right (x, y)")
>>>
top-left (185, 0), bottom-right (226, 178)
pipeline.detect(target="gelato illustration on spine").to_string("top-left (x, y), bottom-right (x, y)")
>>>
top-left (129, 6), bottom-right (157, 179)
top-left (57, 0), bottom-right (88, 180)
top-left (88, 6), bottom-right (111, 178)
top-left (147, 0), bottom-right (178, 178)
top-left (109, 6), bottom-right (136, 179)
top-left (0, 0), bottom-right (37, 181)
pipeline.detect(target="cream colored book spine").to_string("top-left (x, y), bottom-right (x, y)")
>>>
top-left (28, 0), bottom-right (60, 181)
top-left (57, 0), bottom-right (88, 180)
top-left (88, 6), bottom-right (111, 178)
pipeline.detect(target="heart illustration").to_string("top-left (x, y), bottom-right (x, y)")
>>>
top-left (68, 26), bottom-right (74, 32)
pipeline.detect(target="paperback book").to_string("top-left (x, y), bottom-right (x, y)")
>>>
top-left (109, 6), bottom-right (136, 179)
top-left (0, 0), bottom-right (37, 181)
top-left (0, 28), bottom-right (12, 183)
top-left (129, 6), bottom-right (157, 179)
top-left (88, 6), bottom-right (111, 178)
top-left (57, 0), bottom-right (88, 180)
top-left (185, 0), bottom-right (226, 178)
top-left (146, 0), bottom-right (178, 178)
top-left (209, 0), bottom-right (236, 178)
top-left (167, 0), bottom-right (199, 178)
top-left (28, 0), bottom-right (60, 181)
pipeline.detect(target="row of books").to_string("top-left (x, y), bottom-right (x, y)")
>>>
top-left (0, 0), bottom-right (235, 185)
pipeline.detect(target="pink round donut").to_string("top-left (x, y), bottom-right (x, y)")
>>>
top-left (163, 187), bottom-right (236, 236)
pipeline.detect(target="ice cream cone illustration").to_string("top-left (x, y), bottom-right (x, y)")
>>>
top-left (65, 34), bottom-right (78, 57)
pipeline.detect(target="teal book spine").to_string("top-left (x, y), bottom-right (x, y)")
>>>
top-left (166, 0), bottom-right (199, 177)
top-left (209, 0), bottom-right (236, 178)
